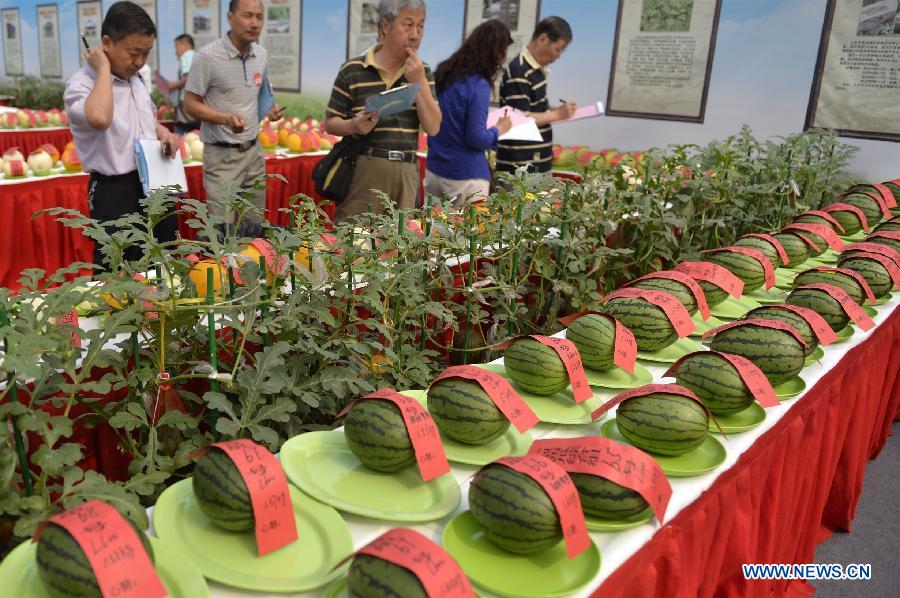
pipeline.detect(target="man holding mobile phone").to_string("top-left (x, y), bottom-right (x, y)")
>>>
top-left (65, 1), bottom-right (180, 270)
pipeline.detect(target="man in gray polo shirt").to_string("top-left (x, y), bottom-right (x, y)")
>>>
top-left (184, 0), bottom-right (283, 237)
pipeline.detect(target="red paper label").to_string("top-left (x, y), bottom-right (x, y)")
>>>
top-left (209, 440), bottom-right (298, 555)
top-left (701, 319), bottom-right (808, 346)
top-left (872, 183), bottom-right (897, 208)
top-left (795, 284), bottom-right (875, 331)
top-left (431, 366), bottom-right (539, 433)
top-left (496, 455), bottom-right (591, 559)
top-left (665, 351), bottom-right (778, 408)
top-left (559, 311), bottom-right (637, 374)
top-left (529, 336), bottom-right (593, 404)
top-left (870, 231), bottom-right (900, 242)
top-left (771, 304), bottom-right (838, 345)
top-left (844, 252), bottom-right (900, 289)
top-left (739, 233), bottom-right (790, 265)
top-left (856, 191), bottom-right (893, 219)
top-left (338, 389), bottom-right (450, 481)
top-left (802, 267), bottom-right (876, 304)
top-left (700, 246), bottom-right (775, 289)
top-left (529, 437), bottom-right (672, 523)
top-left (251, 238), bottom-right (289, 276)
top-left (59, 308), bottom-right (81, 349)
top-left (46, 500), bottom-right (166, 598)
top-left (790, 232), bottom-right (822, 254)
top-left (589, 383), bottom-right (709, 422)
top-left (603, 288), bottom-right (695, 338)
top-left (824, 203), bottom-right (870, 231)
top-left (845, 243), bottom-right (900, 268)
top-left (796, 210), bottom-right (846, 234)
top-left (357, 529), bottom-right (476, 597)
top-left (626, 270), bottom-right (710, 320)
top-left (783, 223), bottom-right (844, 251)
top-left (674, 261), bottom-right (744, 298)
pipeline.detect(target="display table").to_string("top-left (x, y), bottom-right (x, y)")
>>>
top-left (0, 126), bottom-right (73, 155)
top-left (141, 297), bottom-right (899, 598)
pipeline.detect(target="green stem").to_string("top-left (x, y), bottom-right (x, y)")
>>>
top-left (259, 255), bottom-right (270, 347)
top-left (461, 206), bottom-right (477, 364)
top-left (206, 267), bottom-right (220, 432)
top-left (507, 202), bottom-right (524, 337)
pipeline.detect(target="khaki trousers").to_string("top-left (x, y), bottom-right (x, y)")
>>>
top-left (202, 142), bottom-right (267, 225)
top-left (334, 154), bottom-right (419, 222)
top-left (423, 169), bottom-right (491, 209)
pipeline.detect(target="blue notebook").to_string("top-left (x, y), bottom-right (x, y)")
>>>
top-left (258, 71), bottom-right (274, 120)
top-left (364, 83), bottom-right (420, 118)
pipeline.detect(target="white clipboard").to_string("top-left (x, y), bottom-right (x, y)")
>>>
top-left (134, 139), bottom-right (187, 196)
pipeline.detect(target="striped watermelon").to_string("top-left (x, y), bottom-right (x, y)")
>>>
top-left (565, 314), bottom-right (617, 371)
top-left (794, 213), bottom-right (842, 233)
top-left (785, 288), bottom-right (850, 332)
top-left (427, 378), bottom-right (510, 445)
top-left (792, 269), bottom-right (866, 306)
top-left (734, 237), bottom-right (781, 268)
top-left (745, 306), bottom-right (818, 356)
top-left (828, 208), bottom-right (865, 236)
top-left (772, 233), bottom-right (810, 267)
top-left (704, 250), bottom-right (767, 292)
top-left (697, 279), bottom-right (729, 307)
top-left (707, 323), bottom-right (805, 385)
top-left (786, 229), bottom-right (827, 257)
top-left (630, 277), bottom-right (698, 315)
top-left (468, 464), bottom-right (561, 554)
top-left (616, 392), bottom-right (709, 456)
top-left (347, 554), bottom-right (427, 598)
top-left (503, 338), bottom-right (569, 395)
top-left (192, 448), bottom-right (254, 531)
top-left (866, 235), bottom-right (900, 254)
top-left (36, 519), bottom-right (155, 598)
top-left (837, 255), bottom-right (894, 298)
top-left (602, 296), bottom-right (678, 351)
top-left (344, 399), bottom-right (416, 472)
top-left (885, 182), bottom-right (900, 197)
top-left (569, 473), bottom-right (649, 519)
top-left (841, 193), bottom-right (884, 225)
top-left (671, 352), bottom-right (755, 415)
top-left (873, 217), bottom-right (900, 233)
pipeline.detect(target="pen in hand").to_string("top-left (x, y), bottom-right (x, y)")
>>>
top-left (81, 34), bottom-right (90, 51)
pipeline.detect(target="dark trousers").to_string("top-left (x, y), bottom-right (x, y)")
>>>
top-left (87, 171), bottom-right (178, 271)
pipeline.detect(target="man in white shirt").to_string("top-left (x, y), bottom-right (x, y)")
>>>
top-left (168, 33), bottom-right (199, 134)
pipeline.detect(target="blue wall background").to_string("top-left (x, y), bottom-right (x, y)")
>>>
top-left (1, 0), bottom-right (897, 179)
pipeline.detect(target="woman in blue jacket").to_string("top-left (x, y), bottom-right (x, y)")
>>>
top-left (425, 19), bottom-right (513, 208)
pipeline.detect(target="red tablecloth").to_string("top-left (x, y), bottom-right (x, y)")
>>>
top-left (0, 127), bottom-right (73, 155)
top-left (593, 306), bottom-right (900, 598)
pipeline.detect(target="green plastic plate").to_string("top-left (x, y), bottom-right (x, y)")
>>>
top-left (399, 389), bottom-right (533, 465)
top-left (442, 511), bottom-right (601, 598)
top-left (708, 402), bottom-right (766, 434)
top-left (0, 534), bottom-right (210, 598)
top-left (474, 363), bottom-right (605, 424)
top-left (585, 505), bottom-right (655, 532)
top-left (814, 249), bottom-right (840, 264)
top-left (600, 419), bottom-right (726, 477)
top-left (711, 295), bottom-right (760, 320)
top-left (774, 268), bottom-right (798, 289)
top-left (744, 287), bottom-right (789, 305)
top-left (637, 337), bottom-right (704, 364)
top-left (153, 479), bottom-right (352, 593)
top-left (805, 346), bottom-right (825, 364)
top-left (582, 362), bottom-right (653, 390)
top-left (840, 230), bottom-right (867, 242)
top-left (690, 313), bottom-right (725, 338)
top-left (774, 376), bottom-right (806, 400)
top-left (280, 431), bottom-right (461, 522)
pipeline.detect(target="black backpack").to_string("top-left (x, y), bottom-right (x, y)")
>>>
top-left (311, 135), bottom-right (367, 203)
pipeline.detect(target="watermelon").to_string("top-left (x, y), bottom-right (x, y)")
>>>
top-left (841, 193), bottom-right (884, 225)
top-left (569, 473), bottom-right (649, 519)
top-left (707, 323), bottom-right (805, 385)
top-left (837, 255), bottom-right (894, 298)
top-left (786, 229), bottom-right (827, 257)
top-left (697, 279), bottom-right (729, 307)
top-left (192, 448), bottom-right (254, 531)
top-left (873, 218), bottom-right (900, 233)
top-left (468, 464), bottom-right (561, 554)
top-left (602, 296), bottom-right (678, 352)
top-left (744, 305), bottom-right (818, 357)
top-left (792, 269), bottom-right (867, 306)
top-left (705, 250), bottom-right (767, 292)
top-left (734, 236), bottom-right (781, 268)
top-left (885, 181), bottom-right (900, 197)
top-left (565, 314), bottom-right (617, 371)
top-left (36, 519), bottom-right (155, 598)
top-left (794, 213), bottom-right (842, 233)
top-left (344, 399), bottom-right (416, 472)
top-left (347, 554), bottom-right (427, 598)
top-left (865, 234), bottom-right (900, 255)
top-left (671, 352), bottom-right (757, 415)
top-left (427, 378), bottom-right (510, 445)
top-left (616, 392), bottom-right (709, 456)
top-left (630, 277), bottom-right (698, 315)
top-left (785, 288), bottom-right (850, 332)
top-left (772, 233), bottom-right (810, 267)
top-left (828, 208), bottom-right (865, 236)
top-left (503, 338), bottom-right (569, 395)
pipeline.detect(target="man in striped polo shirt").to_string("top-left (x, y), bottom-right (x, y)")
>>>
top-left (497, 16), bottom-right (575, 177)
top-left (325, 0), bottom-right (441, 221)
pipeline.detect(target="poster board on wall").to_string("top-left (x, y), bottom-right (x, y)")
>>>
top-left (347, 0), bottom-right (380, 59)
top-left (260, 0), bottom-right (301, 91)
top-left (606, 0), bottom-right (722, 123)
top-left (806, 0), bottom-right (900, 142)
top-left (133, 0), bottom-right (158, 72)
top-left (2, 8), bottom-right (24, 76)
top-left (37, 4), bottom-right (62, 78)
top-left (463, 0), bottom-right (541, 61)
top-left (184, 0), bottom-right (221, 52)
top-left (77, 1), bottom-right (102, 67)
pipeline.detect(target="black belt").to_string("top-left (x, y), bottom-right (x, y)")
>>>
top-left (209, 138), bottom-right (257, 151)
top-left (360, 147), bottom-right (418, 163)
top-left (90, 170), bottom-right (139, 182)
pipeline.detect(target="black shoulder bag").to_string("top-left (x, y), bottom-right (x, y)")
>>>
top-left (311, 134), bottom-right (367, 203)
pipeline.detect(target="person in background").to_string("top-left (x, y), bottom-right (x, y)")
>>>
top-left (137, 63), bottom-right (153, 95)
top-left (184, 0), bottom-right (284, 238)
top-left (168, 33), bottom-right (200, 134)
top-left (325, 0), bottom-right (441, 221)
top-left (64, 0), bottom-right (179, 269)
top-left (496, 16), bottom-right (574, 177)
top-left (424, 20), bottom-right (513, 208)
